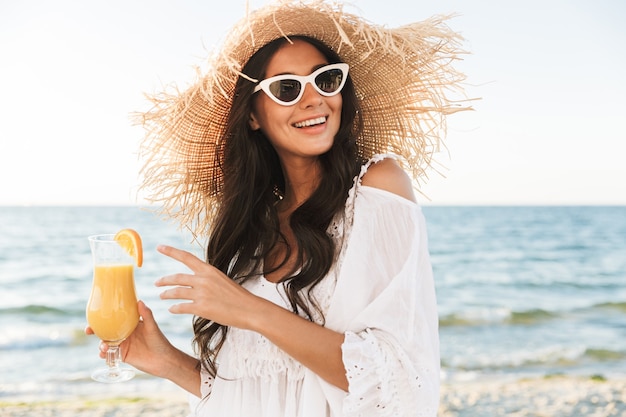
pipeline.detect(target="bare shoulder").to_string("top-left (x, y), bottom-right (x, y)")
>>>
top-left (360, 158), bottom-right (417, 203)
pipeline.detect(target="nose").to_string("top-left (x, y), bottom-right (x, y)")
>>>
top-left (298, 81), bottom-right (323, 107)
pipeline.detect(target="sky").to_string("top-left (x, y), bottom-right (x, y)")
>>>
top-left (1, 0), bottom-right (625, 206)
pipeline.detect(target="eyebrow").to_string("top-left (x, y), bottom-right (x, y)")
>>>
top-left (268, 63), bottom-right (329, 78)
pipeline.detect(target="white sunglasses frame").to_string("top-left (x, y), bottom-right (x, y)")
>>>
top-left (253, 63), bottom-right (349, 106)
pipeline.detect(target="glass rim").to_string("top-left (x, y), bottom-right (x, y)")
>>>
top-left (88, 234), bottom-right (117, 242)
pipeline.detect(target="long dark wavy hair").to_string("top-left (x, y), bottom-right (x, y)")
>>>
top-left (192, 36), bottom-right (364, 378)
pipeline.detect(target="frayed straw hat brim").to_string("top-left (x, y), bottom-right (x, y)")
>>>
top-left (137, 0), bottom-right (471, 236)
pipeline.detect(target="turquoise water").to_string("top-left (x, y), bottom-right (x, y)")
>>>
top-left (426, 206), bottom-right (626, 381)
top-left (0, 205), bottom-right (625, 400)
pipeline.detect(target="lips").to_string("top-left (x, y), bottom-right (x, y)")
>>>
top-left (294, 116), bottom-right (326, 128)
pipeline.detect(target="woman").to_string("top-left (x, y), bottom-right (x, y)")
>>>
top-left (89, 1), bottom-right (469, 416)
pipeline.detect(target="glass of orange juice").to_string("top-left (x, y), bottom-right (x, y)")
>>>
top-left (86, 233), bottom-right (140, 383)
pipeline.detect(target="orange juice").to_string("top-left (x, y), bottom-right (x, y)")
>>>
top-left (86, 264), bottom-right (139, 344)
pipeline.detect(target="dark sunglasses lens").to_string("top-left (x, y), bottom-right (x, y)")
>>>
top-left (269, 79), bottom-right (301, 103)
top-left (315, 69), bottom-right (344, 93)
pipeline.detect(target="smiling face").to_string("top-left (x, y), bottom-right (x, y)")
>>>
top-left (249, 39), bottom-right (343, 166)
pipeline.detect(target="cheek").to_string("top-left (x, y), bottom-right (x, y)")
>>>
top-left (330, 96), bottom-right (343, 124)
top-left (251, 97), bottom-right (293, 131)
top-left (331, 94), bottom-right (343, 113)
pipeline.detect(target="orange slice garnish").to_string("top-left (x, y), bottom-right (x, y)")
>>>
top-left (114, 228), bottom-right (143, 267)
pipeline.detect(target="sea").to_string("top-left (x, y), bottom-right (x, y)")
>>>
top-left (1, 205), bottom-right (625, 402)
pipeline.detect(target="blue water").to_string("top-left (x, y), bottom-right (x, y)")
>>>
top-left (1, 205), bottom-right (625, 400)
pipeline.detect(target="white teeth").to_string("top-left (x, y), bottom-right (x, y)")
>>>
top-left (294, 117), bottom-right (326, 128)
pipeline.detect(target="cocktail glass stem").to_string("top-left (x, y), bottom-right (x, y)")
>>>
top-left (106, 345), bottom-right (122, 377)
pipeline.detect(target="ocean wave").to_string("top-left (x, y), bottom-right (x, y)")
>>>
top-left (593, 301), bottom-right (626, 313)
top-left (439, 301), bottom-right (626, 328)
top-left (0, 325), bottom-right (89, 351)
top-left (584, 348), bottom-right (626, 361)
top-left (439, 308), bottom-right (558, 327)
top-left (0, 304), bottom-right (83, 317)
top-left (442, 345), bottom-right (626, 371)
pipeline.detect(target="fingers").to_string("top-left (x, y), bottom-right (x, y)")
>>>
top-left (155, 271), bottom-right (202, 306)
top-left (154, 272), bottom-right (197, 288)
top-left (152, 271), bottom-right (197, 314)
top-left (155, 245), bottom-right (226, 318)
top-left (137, 300), bottom-right (156, 324)
top-left (158, 285), bottom-right (196, 302)
top-left (137, 299), bottom-right (150, 316)
top-left (157, 244), bottom-right (205, 273)
top-left (157, 281), bottom-right (197, 315)
top-left (155, 245), bottom-right (228, 291)
top-left (167, 302), bottom-right (196, 315)
top-left (85, 326), bottom-right (107, 358)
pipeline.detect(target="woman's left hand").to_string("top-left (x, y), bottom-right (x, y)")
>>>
top-left (155, 244), bottom-right (265, 330)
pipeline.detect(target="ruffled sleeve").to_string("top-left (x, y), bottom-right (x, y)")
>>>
top-left (323, 158), bottom-right (440, 416)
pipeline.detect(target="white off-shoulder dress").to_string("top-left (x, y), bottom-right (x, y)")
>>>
top-left (188, 155), bottom-right (440, 417)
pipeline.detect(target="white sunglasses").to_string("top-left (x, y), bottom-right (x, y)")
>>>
top-left (253, 63), bottom-right (349, 106)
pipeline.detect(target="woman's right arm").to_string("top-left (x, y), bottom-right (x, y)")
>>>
top-left (86, 300), bottom-right (201, 398)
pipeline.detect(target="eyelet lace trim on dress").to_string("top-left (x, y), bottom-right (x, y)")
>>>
top-left (343, 330), bottom-right (436, 417)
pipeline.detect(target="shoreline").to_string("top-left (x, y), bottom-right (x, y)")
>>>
top-left (2, 374), bottom-right (624, 417)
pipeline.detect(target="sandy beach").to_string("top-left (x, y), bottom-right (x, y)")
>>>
top-left (439, 375), bottom-right (626, 417)
top-left (2, 375), bottom-right (624, 417)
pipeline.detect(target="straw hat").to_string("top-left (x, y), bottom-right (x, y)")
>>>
top-left (137, 0), bottom-right (470, 235)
